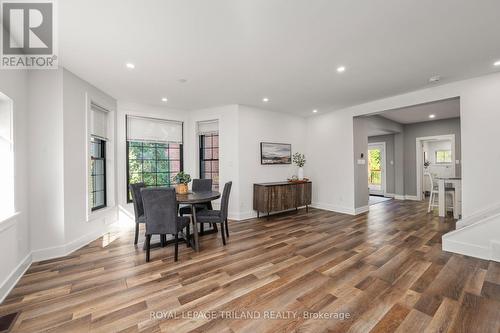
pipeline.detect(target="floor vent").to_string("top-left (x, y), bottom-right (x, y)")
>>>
top-left (0, 312), bottom-right (18, 333)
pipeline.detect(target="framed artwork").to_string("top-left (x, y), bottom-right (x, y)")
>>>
top-left (260, 142), bottom-right (292, 165)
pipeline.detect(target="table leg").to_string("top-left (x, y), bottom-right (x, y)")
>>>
top-left (438, 179), bottom-right (445, 217)
top-left (191, 203), bottom-right (200, 252)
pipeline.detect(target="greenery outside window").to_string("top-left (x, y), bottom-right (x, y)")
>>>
top-left (127, 141), bottom-right (183, 201)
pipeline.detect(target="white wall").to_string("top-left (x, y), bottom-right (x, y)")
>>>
top-left (62, 69), bottom-right (118, 246)
top-left (0, 71), bottom-right (31, 301)
top-left (237, 105), bottom-right (306, 219)
top-left (185, 105), bottom-right (240, 218)
top-left (306, 110), bottom-right (356, 214)
top-left (28, 70), bottom-right (66, 253)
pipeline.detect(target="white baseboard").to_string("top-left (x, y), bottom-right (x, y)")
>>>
top-left (310, 202), bottom-right (356, 215)
top-left (32, 225), bottom-right (111, 262)
top-left (394, 195), bottom-right (405, 200)
top-left (0, 253), bottom-right (32, 303)
top-left (442, 238), bottom-right (491, 261)
top-left (384, 193), bottom-right (395, 198)
top-left (354, 205), bottom-right (369, 215)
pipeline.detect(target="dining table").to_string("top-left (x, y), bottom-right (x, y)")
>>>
top-left (176, 190), bottom-right (221, 252)
top-left (436, 177), bottom-right (461, 219)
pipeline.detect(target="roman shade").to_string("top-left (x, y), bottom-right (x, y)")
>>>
top-left (90, 103), bottom-right (109, 140)
top-left (197, 120), bottom-right (218, 135)
top-left (126, 115), bottom-right (183, 144)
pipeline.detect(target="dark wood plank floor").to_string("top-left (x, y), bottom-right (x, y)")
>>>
top-left (1, 200), bottom-right (499, 333)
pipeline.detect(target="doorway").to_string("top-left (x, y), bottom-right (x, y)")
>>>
top-left (368, 142), bottom-right (386, 196)
top-left (416, 134), bottom-right (456, 201)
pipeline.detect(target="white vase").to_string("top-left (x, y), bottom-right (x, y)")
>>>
top-left (298, 167), bottom-right (304, 180)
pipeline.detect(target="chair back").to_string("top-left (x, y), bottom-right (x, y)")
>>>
top-left (192, 179), bottom-right (213, 192)
top-left (129, 182), bottom-right (146, 221)
top-left (141, 187), bottom-right (178, 235)
top-left (220, 181), bottom-right (232, 220)
top-left (424, 172), bottom-right (435, 189)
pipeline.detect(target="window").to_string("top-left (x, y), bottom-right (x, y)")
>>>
top-left (0, 97), bottom-right (14, 218)
top-left (200, 134), bottom-right (219, 191)
top-left (88, 102), bottom-right (109, 213)
top-left (435, 150), bottom-right (452, 164)
top-left (126, 116), bottom-right (183, 201)
top-left (127, 142), bottom-right (183, 200)
top-left (90, 137), bottom-right (106, 210)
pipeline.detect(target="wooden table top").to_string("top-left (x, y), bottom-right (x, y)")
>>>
top-left (176, 191), bottom-right (220, 204)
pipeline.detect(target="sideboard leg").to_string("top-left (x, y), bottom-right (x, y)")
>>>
top-left (306, 205), bottom-right (309, 213)
top-left (257, 211), bottom-right (260, 218)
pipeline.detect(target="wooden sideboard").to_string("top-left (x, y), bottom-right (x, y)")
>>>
top-left (253, 181), bottom-right (312, 218)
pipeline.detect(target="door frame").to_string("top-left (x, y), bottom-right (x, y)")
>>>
top-left (415, 134), bottom-right (455, 201)
top-left (368, 142), bottom-right (386, 196)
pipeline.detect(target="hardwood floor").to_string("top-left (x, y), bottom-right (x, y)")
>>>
top-left (1, 200), bottom-right (499, 332)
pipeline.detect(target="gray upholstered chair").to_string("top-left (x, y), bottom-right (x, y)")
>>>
top-left (195, 181), bottom-right (232, 245)
top-left (141, 187), bottom-right (191, 262)
top-left (129, 182), bottom-right (146, 245)
top-left (179, 179), bottom-right (215, 233)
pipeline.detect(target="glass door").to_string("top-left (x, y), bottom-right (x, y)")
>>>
top-left (368, 143), bottom-right (385, 195)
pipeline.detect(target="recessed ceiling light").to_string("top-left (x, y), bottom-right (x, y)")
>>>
top-left (336, 66), bottom-right (346, 73)
top-left (312, 109), bottom-right (318, 113)
top-left (429, 114), bottom-right (436, 119)
top-left (494, 60), bottom-right (500, 67)
top-left (161, 97), bottom-right (168, 102)
top-left (126, 63), bottom-right (135, 69)
top-left (262, 97), bottom-right (269, 103)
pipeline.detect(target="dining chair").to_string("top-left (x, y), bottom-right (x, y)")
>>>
top-left (129, 182), bottom-right (146, 245)
top-left (179, 179), bottom-right (215, 234)
top-left (141, 187), bottom-right (191, 262)
top-left (425, 173), bottom-right (455, 215)
top-left (195, 181), bottom-right (232, 245)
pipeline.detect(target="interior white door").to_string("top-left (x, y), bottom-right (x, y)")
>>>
top-left (368, 143), bottom-right (385, 195)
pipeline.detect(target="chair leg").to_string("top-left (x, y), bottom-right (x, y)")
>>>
top-left (200, 222), bottom-right (205, 235)
top-left (174, 233), bottom-right (179, 262)
top-left (225, 219), bottom-right (229, 238)
top-left (220, 223), bottom-right (226, 246)
top-left (186, 223), bottom-right (191, 248)
top-left (213, 223), bottom-right (218, 232)
top-left (134, 223), bottom-right (139, 245)
top-left (145, 235), bottom-right (151, 262)
top-left (428, 192), bottom-right (433, 213)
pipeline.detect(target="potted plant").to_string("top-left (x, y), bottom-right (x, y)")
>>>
top-left (173, 171), bottom-right (191, 194)
top-left (293, 152), bottom-right (306, 180)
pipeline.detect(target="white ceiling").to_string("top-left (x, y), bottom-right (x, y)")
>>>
top-left (59, 0), bottom-right (500, 116)
top-left (378, 98), bottom-right (460, 124)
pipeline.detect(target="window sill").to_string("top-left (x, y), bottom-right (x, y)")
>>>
top-left (0, 211), bottom-right (20, 233)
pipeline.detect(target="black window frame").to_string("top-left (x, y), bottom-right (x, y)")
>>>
top-left (90, 137), bottom-right (107, 211)
top-left (199, 133), bottom-right (219, 191)
top-left (126, 141), bottom-right (184, 202)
